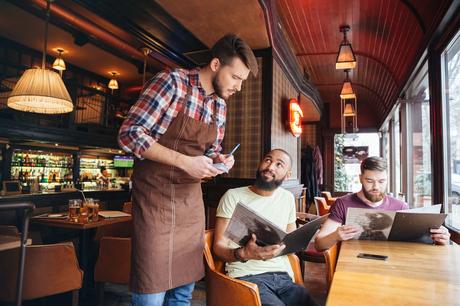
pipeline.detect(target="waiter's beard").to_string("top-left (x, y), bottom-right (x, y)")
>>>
top-left (254, 169), bottom-right (284, 191)
top-left (362, 187), bottom-right (385, 203)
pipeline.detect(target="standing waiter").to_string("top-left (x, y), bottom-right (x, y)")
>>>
top-left (118, 34), bottom-right (258, 306)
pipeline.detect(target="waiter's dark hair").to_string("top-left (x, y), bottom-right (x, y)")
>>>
top-left (360, 156), bottom-right (387, 174)
top-left (210, 33), bottom-right (258, 77)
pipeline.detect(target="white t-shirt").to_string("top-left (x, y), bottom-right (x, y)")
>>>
top-left (216, 186), bottom-right (296, 279)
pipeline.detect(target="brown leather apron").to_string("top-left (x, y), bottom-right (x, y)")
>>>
top-left (130, 85), bottom-right (217, 293)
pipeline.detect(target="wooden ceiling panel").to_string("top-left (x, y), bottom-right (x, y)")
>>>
top-left (276, 0), bottom-right (451, 126)
top-left (156, 0), bottom-right (269, 50)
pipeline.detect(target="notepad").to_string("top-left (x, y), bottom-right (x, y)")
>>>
top-left (98, 211), bottom-right (131, 218)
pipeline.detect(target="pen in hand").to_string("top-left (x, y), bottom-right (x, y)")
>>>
top-left (226, 143), bottom-right (240, 157)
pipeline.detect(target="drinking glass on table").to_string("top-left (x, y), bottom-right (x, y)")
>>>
top-left (87, 199), bottom-right (100, 222)
top-left (68, 199), bottom-right (82, 222)
top-left (79, 198), bottom-right (92, 223)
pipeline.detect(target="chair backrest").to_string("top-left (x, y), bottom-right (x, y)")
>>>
top-left (0, 225), bottom-right (19, 237)
top-left (94, 237), bottom-right (131, 284)
top-left (0, 242), bottom-right (83, 301)
top-left (122, 201), bottom-right (132, 214)
top-left (314, 197), bottom-right (330, 216)
top-left (321, 191), bottom-right (337, 206)
top-left (324, 243), bottom-right (339, 287)
top-left (321, 191), bottom-right (332, 201)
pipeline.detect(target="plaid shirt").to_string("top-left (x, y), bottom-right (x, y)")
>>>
top-left (118, 68), bottom-right (226, 158)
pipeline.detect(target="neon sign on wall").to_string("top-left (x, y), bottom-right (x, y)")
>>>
top-left (288, 98), bottom-right (303, 137)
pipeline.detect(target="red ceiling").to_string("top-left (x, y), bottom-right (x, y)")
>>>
top-left (276, 0), bottom-right (452, 128)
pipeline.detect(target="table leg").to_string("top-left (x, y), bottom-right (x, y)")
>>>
top-left (78, 230), bottom-right (90, 298)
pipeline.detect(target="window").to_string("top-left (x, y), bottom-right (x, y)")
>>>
top-left (406, 67), bottom-right (431, 207)
top-left (334, 133), bottom-right (380, 192)
top-left (442, 30), bottom-right (460, 230)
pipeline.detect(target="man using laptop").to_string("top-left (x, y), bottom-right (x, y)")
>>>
top-left (213, 149), bottom-right (316, 306)
top-left (315, 156), bottom-right (450, 251)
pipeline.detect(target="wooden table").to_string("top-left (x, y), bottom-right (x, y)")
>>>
top-left (327, 240), bottom-right (460, 306)
top-left (31, 213), bottom-right (132, 297)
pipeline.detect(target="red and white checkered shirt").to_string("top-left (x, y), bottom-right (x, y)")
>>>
top-left (118, 68), bottom-right (226, 158)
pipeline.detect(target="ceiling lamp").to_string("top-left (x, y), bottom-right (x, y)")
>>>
top-left (140, 47), bottom-right (152, 85)
top-left (336, 25), bottom-right (356, 70)
top-left (108, 72), bottom-right (119, 91)
top-left (340, 69), bottom-right (356, 99)
top-left (343, 100), bottom-right (356, 117)
top-left (7, 0), bottom-right (73, 114)
top-left (341, 96), bottom-right (358, 134)
top-left (52, 48), bottom-right (66, 75)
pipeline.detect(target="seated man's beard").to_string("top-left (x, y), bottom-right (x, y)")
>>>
top-left (254, 169), bottom-right (284, 191)
top-left (363, 188), bottom-right (385, 203)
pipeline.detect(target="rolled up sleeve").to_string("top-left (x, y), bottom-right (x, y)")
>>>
top-left (118, 72), bottom-right (177, 158)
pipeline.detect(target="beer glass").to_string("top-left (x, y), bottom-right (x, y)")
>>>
top-left (87, 199), bottom-right (100, 222)
top-left (68, 199), bottom-right (82, 222)
top-left (79, 198), bottom-right (91, 223)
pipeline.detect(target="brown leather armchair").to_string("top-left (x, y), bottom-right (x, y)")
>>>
top-left (94, 237), bottom-right (131, 306)
top-left (324, 243), bottom-right (339, 288)
top-left (93, 202), bottom-right (133, 242)
top-left (321, 191), bottom-right (337, 207)
top-left (204, 230), bottom-right (304, 306)
top-left (0, 242), bottom-right (83, 306)
top-left (314, 197), bottom-right (330, 216)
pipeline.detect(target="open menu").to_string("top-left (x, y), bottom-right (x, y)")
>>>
top-left (224, 202), bottom-right (328, 256)
top-left (345, 204), bottom-right (447, 242)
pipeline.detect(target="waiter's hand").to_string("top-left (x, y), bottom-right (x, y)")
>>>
top-left (181, 155), bottom-right (223, 178)
top-left (215, 153), bottom-right (235, 171)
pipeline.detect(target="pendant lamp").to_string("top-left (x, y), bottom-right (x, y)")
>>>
top-left (340, 69), bottom-right (356, 99)
top-left (336, 25), bottom-right (357, 70)
top-left (7, 0), bottom-right (73, 114)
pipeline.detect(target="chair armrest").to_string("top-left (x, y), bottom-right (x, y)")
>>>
top-left (287, 253), bottom-right (304, 285)
top-left (205, 266), bottom-right (262, 306)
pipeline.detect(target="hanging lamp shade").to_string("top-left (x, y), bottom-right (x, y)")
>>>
top-left (340, 80), bottom-right (356, 99)
top-left (7, 0), bottom-right (73, 114)
top-left (343, 101), bottom-right (356, 116)
top-left (52, 57), bottom-right (66, 71)
top-left (336, 26), bottom-right (356, 70)
top-left (108, 78), bottom-right (118, 90)
top-left (7, 68), bottom-right (73, 114)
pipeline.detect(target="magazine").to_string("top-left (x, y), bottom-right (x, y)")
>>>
top-left (345, 204), bottom-right (447, 242)
top-left (224, 202), bottom-right (328, 256)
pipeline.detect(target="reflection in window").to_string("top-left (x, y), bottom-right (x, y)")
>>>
top-left (409, 85), bottom-right (431, 207)
top-left (443, 30), bottom-right (460, 230)
top-left (334, 133), bottom-right (380, 192)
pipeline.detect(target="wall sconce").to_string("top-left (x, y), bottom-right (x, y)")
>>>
top-left (336, 25), bottom-right (357, 70)
top-left (340, 69), bottom-right (356, 99)
top-left (108, 72), bottom-right (119, 92)
top-left (288, 98), bottom-right (303, 137)
top-left (7, 0), bottom-right (73, 114)
top-left (52, 48), bottom-right (66, 76)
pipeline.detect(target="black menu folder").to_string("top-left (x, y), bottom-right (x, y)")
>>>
top-left (224, 202), bottom-right (328, 256)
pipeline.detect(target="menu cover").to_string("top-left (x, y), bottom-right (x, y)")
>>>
top-left (345, 204), bottom-right (447, 242)
top-left (98, 210), bottom-right (131, 218)
top-left (224, 202), bottom-right (328, 256)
